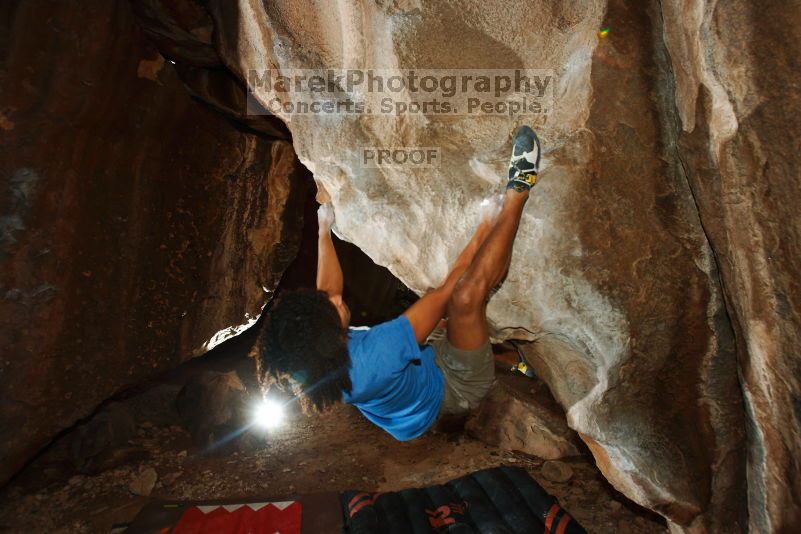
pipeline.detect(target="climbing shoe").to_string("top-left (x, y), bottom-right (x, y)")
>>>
top-left (509, 340), bottom-right (536, 378)
top-left (507, 125), bottom-right (541, 192)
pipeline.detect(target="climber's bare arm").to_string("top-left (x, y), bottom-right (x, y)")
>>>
top-left (403, 287), bottom-right (451, 345)
top-left (403, 215), bottom-right (496, 344)
top-left (316, 204), bottom-right (343, 298)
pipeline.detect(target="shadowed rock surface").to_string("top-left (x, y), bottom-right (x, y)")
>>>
top-left (466, 371), bottom-right (583, 460)
top-left (0, 0), bottom-right (308, 484)
top-left (69, 402), bottom-right (138, 475)
top-left (175, 371), bottom-right (250, 449)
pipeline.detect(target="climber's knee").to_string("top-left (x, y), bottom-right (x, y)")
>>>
top-left (447, 277), bottom-right (487, 318)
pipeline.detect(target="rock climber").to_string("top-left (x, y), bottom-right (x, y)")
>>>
top-left (257, 126), bottom-right (541, 440)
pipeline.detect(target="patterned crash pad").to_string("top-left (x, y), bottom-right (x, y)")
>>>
top-left (124, 493), bottom-right (341, 534)
top-left (124, 466), bottom-right (584, 533)
top-left (342, 466), bottom-right (585, 534)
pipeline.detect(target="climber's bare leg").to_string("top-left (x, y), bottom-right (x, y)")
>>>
top-left (446, 189), bottom-right (529, 350)
top-left (403, 214), bottom-right (498, 344)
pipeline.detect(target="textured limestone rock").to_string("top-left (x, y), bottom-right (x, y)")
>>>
top-left (466, 373), bottom-right (582, 460)
top-left (0, 0), bottom-right (307, 484)
top-left (207, 0), bottom-right (771, 530)
top-left (661, 1), bottom-right (801, 531)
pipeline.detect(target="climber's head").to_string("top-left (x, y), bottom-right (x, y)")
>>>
top-left (257, 288), bottom-right (352, 414)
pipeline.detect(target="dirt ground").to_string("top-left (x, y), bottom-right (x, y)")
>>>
top-left (0, 333), bottom-right (666, 534)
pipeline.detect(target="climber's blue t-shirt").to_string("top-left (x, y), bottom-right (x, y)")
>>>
top-left (342, 316), bottom-right (444, 441)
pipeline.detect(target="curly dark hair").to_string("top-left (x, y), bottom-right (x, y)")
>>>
top-left (257, 288), bottom-right (352, 413)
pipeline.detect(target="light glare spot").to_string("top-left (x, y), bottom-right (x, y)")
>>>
top-left (252, 399), bottom-right (285, 429)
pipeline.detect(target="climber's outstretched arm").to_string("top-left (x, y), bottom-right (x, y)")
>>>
top-left (402, 287), bottom-right (451, 345)
top-left (316, 204), bottom-right (343, 298)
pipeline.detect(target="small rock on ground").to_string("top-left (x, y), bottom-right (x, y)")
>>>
top-left (541, 461), bottom-right (573, 483)
top-left (129, 468), bottom-right (158, 496)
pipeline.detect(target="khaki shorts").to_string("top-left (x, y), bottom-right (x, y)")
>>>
top-left (428, 329), bottom-right (495, 416)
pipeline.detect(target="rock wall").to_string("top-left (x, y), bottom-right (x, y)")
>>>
top-left (662, 1), bottom-right (801, 531)
top-left (0, 0), bottom-right (307, 484)
top-left (210, 0), bottom-right (800, 530)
